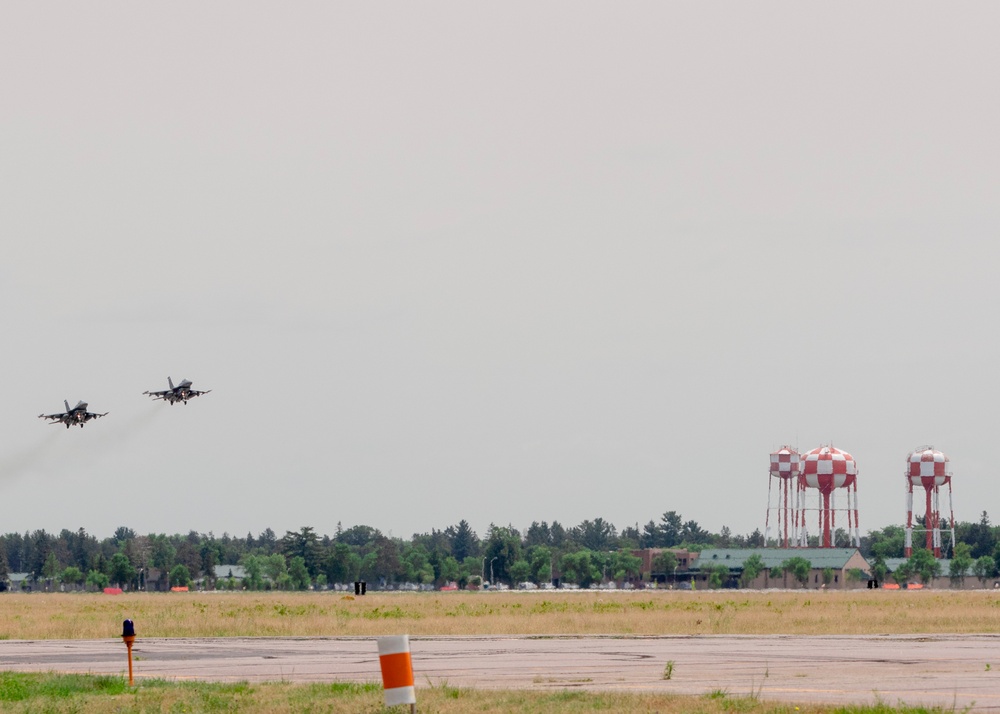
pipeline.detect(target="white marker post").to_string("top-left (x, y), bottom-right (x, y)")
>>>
top-left (377, 635), bottom-right (416, 712)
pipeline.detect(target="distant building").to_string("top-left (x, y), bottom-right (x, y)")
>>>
top-left (212, 565), bottom-right (247, 581)
top-left (7, 573), bottom-right (32, 591)
top-left (631, 549), bottom-right (696, 584)
top-left (692, 548), bottom-right (871, 589)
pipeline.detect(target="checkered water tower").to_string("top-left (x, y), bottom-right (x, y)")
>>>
top-left (799, 445), bottom-right (861, 548)
top-left (905, 447), bottom-right (955, 558)
top-left (765, 447), bottom-right (801, 548)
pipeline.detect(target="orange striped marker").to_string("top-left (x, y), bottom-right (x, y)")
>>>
top-left (377, 635), bottom-right (416, 709)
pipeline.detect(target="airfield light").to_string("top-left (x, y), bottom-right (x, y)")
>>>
top-left (121, 619), bottom-right (136, 686)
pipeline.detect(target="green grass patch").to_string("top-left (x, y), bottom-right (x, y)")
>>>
top-left (0, 672), bottom-right (974, 714)
top-left (0, 672), bottom-right (129, 701)
top-left (361, 606), bottom-right (418, 620)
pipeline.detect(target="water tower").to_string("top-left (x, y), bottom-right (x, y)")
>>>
top-left (800, 445), bottom-right (861, 548)
top-left (905, 446), bottom-right (955, 558)
top-left (765, 447), bottom-right (801, 548)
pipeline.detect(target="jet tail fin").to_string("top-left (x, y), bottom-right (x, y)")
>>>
top-left (168, 376), bottom-right (174, 390)
top-left (64, 399), bottom-right (70, 412)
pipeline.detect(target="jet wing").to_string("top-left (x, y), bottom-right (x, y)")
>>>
top-left (143, 390), bottom-right (170, 399)
top-left (189, 389), bottom-right (211, 397)
top-left (38, 412), bottom-right (66, 422)
top-left (87, 412), bottom-right (109, 419)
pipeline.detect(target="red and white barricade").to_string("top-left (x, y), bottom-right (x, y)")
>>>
top-left (377, 635), bottom-right (416, 708)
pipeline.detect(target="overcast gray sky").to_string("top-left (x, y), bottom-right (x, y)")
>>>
top-left (1, 3), bottom-right (998, 542)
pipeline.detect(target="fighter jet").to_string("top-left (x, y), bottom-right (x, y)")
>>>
top-left (38, 400), bottom-right (108, 428)
top-left (143, 377), bottom-right (211, 405)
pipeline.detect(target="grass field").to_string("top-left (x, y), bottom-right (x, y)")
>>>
top-left (1, 590), bottom-right (994, 712)
top-left (1, 589), bottom-right (999, 640)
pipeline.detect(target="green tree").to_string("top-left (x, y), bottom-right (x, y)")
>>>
top-left (908, 548), bottom-right (941, 585)
top-left (867, 526), bottom-right (906, 561)
top-left (108, 552), bottom-right (137, 589)
top-left (524, 522), bottom-right (552, 548)
top-left (483, 525), bottom-right (521, 586)
top-left (682, 520), bottom-right (712, 546)
top-left (974, 555), bottom-right (996, 586)
top-left (0, 547), bottom-right (9, 588)
top-left (639, 521), bottom-right (660, 548)
top-left (337, 525), bottom-right (377, 548)
top-left (658, 511), bottom-right (683, 547)
top-left (264, 553), bottom-right (289, 589)
top-left (509, 559), bottom-right (532, 585)
top-left (608, 550), bottom-right (642, 583)
top-left (323, 543), bottom-right (360, 584)
top-left (956, 511), bottom-right (996, 559)
top-left (870, 558), bottom-right (888, 585)
top-left (447, 520), bottom-right (479, 561)
top-left (113, 526), bottom-right (136, 546)
top-left (891, 561), bottom-right (913, 585)
top-left (560, 550), bottom-right (602, 587)
top-left (949, 543), bottom-right (973, 588)
top-left (781, 557), bottom-right (811, 588)
top-left (281, 527), bottom-right (322, 578)
top-left (460, 556), bottom-right (483, 588)
top-left (287, 556), bottom-right (311, 590)
top-left (86, 569), bottom-right (109, 591)
top-left (652, 551), bottom-right (678, 581)
top-left (740, 554), bottom-right (765, 588)
top-left (169, 564), bottom-right (192, 588)
top-left (400, 544), bottom-right (434, 585)
top-left (438, 555), bottom-right (461, 585)
top-left (574, 519), bottom-right (617, 551)
top-left (199, 539), bottom-right (221, 583)
top-left (257, 527), bottom-right (278, 553)
top-left (525, 545), bottom-right (554, 585)
top-left (358, 551), bottom-right (379, 582)
top-left (370, 535), bottom-right (402, 584)
top-left (240, 554), bottom-right (264, 590)
top-left (846, 568), bottom-right (867, 583)
top-left (706, 564), bottom-right (730, 589)
top-left (149, 534), bottom-right (176, 573)
top-left (174, 541), bottom-right (202, 579)
top-left (41, 551), bottom-right (61, 580)
top-left (61, 566), bottom-right (84, 588)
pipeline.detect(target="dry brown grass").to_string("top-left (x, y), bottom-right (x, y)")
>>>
top-left (2, 589), bottom-right (1000, 640)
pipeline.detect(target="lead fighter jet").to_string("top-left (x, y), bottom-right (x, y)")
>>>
top-left (39, 400), bottom-right (108, 428)
top-left (143, 377), bottom-right (211, 405)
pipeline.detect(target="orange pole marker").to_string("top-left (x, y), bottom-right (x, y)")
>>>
top-left (377, 635), bottom-right (416, 708)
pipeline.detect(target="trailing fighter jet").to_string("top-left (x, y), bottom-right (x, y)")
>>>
top-left (38, 400), bottom-right (108, 428)
top-left (143, 377), bottom-right (211, 405)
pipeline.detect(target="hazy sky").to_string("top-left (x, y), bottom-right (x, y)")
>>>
top-left (2, 3), bottom-right (998, 543)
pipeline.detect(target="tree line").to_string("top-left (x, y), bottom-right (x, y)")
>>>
top-left (3, 510), bottom-right (1000, 591)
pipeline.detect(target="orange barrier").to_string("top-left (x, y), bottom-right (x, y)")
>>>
top-left (170, 586), bottom-right (189, 592)
top-left (103, 587), bottom-right (123, 595)
top-left (377, 635), bottom-right (416, 708)
top-left (907, 583), bottom-right (924, 589)
top-left (882, 583), bottom-right (900, 589)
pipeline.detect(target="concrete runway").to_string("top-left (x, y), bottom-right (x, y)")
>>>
top-left (2, 634), bottom-right (999, 710)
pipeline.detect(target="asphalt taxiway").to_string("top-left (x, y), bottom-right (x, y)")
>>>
top-left (1, 634), bottom-right (998, 710)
